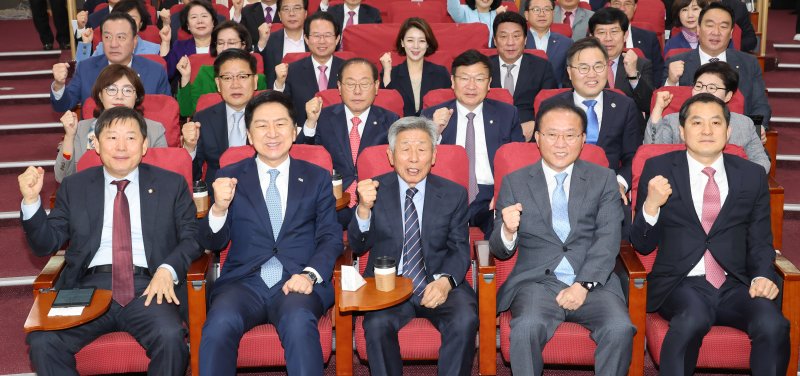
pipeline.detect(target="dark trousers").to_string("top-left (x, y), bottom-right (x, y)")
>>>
top-left (469, 184), bottom-right (495, 237)
top-left (26, 273), bottom-right (189, 376)
top-left (199, 272), bottom-right (326, 376)
top-left (657, 276), bottom-right (790, 376)
top-left (362, 283), bottom-right (479, 376)
top-left (29, 0), bottom-right (70, 46)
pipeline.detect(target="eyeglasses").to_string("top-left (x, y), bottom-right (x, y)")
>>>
top-left (103, 85), bottom-right (136, 97)
top-left (218, 73), bottom-right (256, 83)
top-left (309, 33), bottom-right (336, 41)
top-left (341, 81), bottom-right (374, 91)
top-left (280, 5), bottom-right (303, 13)
top-left (536, 131), bottom-right (582, 144)
top-left (568, 62), bottom-right (607, 75)
top-left (693, 82), bottom-right (726, 93)
top-left (609, 0), bottom-right (635, 8)
top-left (216, 39), bottom-right (243, 48)
top-left (453, 75), bottom-right (489, 85)
top-left (527, 6), bottom-right (553, 13)
top-left (593, 28), bottom-right (624, 39)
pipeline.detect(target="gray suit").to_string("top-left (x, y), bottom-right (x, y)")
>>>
top-left (553, 6), bottom-right (593, 41)
top-left (489, 159), bottom-right (634, 375)
top-left (54, 118), bottom-right (167, 182)
top-left (644, 112), bottom-right (769, 173)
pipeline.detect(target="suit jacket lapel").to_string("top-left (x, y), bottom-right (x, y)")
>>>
top-left (280, 158), bottom-right (306, 241)
top-left (302, 57), bottom-right (317, 89)
top-left (86, 168), bottom-right (105, 263)
top-left (383, 175), bottom-right (405, 260)
top-left (420, 176), bottom-right (442, 261)
top-left (527, 162), bottom-right (558, 242)
top-left (331, 105), bottom-right (352, 165)
top-left (482, 101), bottom-right (500, 169)
top-left (671, 152), bottom-right (703, 230)
top-left (516, 55), bottom-right (534, 102)
top-left (361, 107), bottom-right (383, 153)
top-left (212, 103), bottom-right (229, 148)
top-left (709, 156), bottom-right (741, 236)
top-left (138, 165), bottom-right (158, 269)
top-left (239, 158), bottom-right (275, 240)
top-left (329, 57), bottom-right (343, 89)
top-left (566, 161), bottom-right (588, 242)
top-left (419, 61), bottom-right (438, 96)
top-left (440, 100), bottom-right (459, 144)
top-left (597, 91), bottom-right (614, 145)
top-left (612, 61), bottom-right (633, 96)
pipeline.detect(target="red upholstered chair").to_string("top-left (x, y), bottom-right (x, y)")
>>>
top-left (140, 54), bottom-right (168, 72)
top-left (475, 142), bottom-right (646, 376)
top-left (629, 144), bottom-right (798, 375)
top-left (186, 144), bottom-right (335, 376)
top-left (281, 51), bottom-right (358, 65)
top-left (664, 47), bottom-right (691, 60)
top-left (550, 23), bottom-right (572, 38)
top-left (632, 0), bottom-right (665, 35)
top-left (387, 1), bottom-right (450, 23)
top-left (342, 144), bottom-right (476, 365)
top-left (138, 25), bottom-right (162, 45)
top-left (578, 2), bottom-right (591, 10)
top-left (82, 94), bottom-right (181, 147)
top-left (315, 88), bottom-right (405, 117)
top-left (648, 86), bottom-right (745, 116)
top-left (631, 21), bottom-right (664, 50)
top-left (421, 88), bottom-right (514, 109)
top-left (29, 147), bottom-right (199, 375)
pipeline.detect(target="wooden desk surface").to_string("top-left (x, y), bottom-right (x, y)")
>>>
top-left (24, 289), bottom-right (112, 333)
top-left (336, 192), bottom-right (351, 211)
top-left (339, 277), bottom-right (412, 313)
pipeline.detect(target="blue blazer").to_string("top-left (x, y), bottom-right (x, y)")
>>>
top-left (526, 30), bottom-right (573, 87)
top-left (199, 157), bottom-right (343, 309)
top-left (663, 48), bottom-right (771, 126)
top-left (22, 164), bottom-right (201, 292)
top-left (541, 90), bottom-right (643, 186)
top-left (631, 151), bottom-right (775, 311)
top-left (383, 60), bottom-right (452, 117)
top-left (348, 172), bottom-right (471, 285)
top-left (490, 53), bottom-right (557, 123)
top-left (284, 56), bottom-right (344, 125)
top-left (259, 29), bottom-right (309, 88)
top-left (51, 54), bottom-right (171, 112)
top-left (296, 103), bottom-right (399, 192)
top-left (631, 26), bottom-right (664, 85)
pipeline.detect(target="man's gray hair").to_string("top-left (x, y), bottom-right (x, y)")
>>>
top-left (387, 116), bottom-right (438, 152)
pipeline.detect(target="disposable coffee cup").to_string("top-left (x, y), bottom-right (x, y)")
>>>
top-left (374, 256), bottom-right (396, 292)
top-left (193, 180), bottom-right (209, 214)
top-left (332, 170), bottom-right (343, 199)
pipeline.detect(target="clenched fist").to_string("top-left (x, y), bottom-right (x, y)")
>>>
top-left (159, 8), bottom-right (171, 25)
top-left (177, 55), bottom-right (191, 87)
top-left (496, 4), bottom-right (508, 13)
top-left (622, 49), bottom-right (639, 78)
top-left (19, 166), bottom-right (45, 205)
top-left (76, 10), bottom-right (88, 29)
top-left (432, 107), bottom-right (453, 135)
top-left (211, 177), bottom-right (238, 215)
top-left (274, 63), bottom-right (288, 88)
top-left (501, 203), bottom-right (523, 239)
top-left (60, 111), bottom-right (78, 137)
top-left (667, 60), bottom-right (684, 86)
top-left (643, 175), bottom-right (672, 216)
top-left (52, 62), bottom-right (70, 90)
top-left (305, 97), bottom-right (323, 127)
top-left (379, 52), bottom-right (392, 71)
top-left (356, 179), bottom-right (380, 219)
top-left (182, 121), bottom-right (201, 151)
top-left (257, 23), bottom-right (271, 44)
top-left (160, 24), bottom-right (171, 44)
top-left (81, 28), bottom-right (93, 44)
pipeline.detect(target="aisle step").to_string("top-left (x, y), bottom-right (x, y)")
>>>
top-left (0, 160), bottom-right (55, 169)
top-left (0, 70), bottom-right (51, 77)
top-left (0, 93), bottom-right (49, 100)
top-left (778, 154), bottom-right (800, 161)
top-left (774, 43), bottom-right (800, 49)
top-left (777, 63), bottom-right (800, 69)
top-left (767, 87), bottom-right (800, 94)
top-left (0, 123), bottom-right (60, 131)
top-left (0, 50), bottom-right (61, 58)
top-left (0, 276), bottom-right (36, 287)
top-left (771, 116), bottom-right (800, 123)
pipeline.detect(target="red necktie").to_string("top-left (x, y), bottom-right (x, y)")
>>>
top-left (346, 10), bottom-right (356, 28)
top-left (563, 11), bottom-right (573, 29)
top-left (318, 65), bottom-right (328, 92)
top-left (701, 167), bottom-right (726, 289)
top-left (111, 180), bottom-right (135, 306)
top-left (607, 60), bottom-right (616, 89)
top-left (346, 117), bottom-right (361, 207)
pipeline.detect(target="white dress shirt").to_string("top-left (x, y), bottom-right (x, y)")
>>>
top-left (341, 4), bottom-right (359, 29)
top-left (665, 47), bottom-right (727, 86)
top-left (274, 55), bottom-right (331, 92)
top-left (282, 31), bottom-right (305, 56)
top-left (454, 101), bottom-right (494, 185)
top-left (530, 28), bottom-right (550, 53)
top-left (189, 104), bottom-right (246, 160)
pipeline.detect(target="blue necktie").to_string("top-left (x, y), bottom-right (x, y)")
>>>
top-left (551, 172), bottom-right (575, 285)
top-left (229, 111), bottom-right (245, 147)
top-left (583, 99), bottom-right (599, 144)
top-left (402, 188), bottom-right (427, 296)
top-left (261, 169), bottom-right (283, 288)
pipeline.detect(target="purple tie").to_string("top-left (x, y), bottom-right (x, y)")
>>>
top-left (465, 112), bottom-right (478, 204)
top-left (701, 167), bottom-right (726, 289)
top-left (264, 6), bottom-right (273, 23)
top-left (346, 10), bottom-right (356, 28)
top-left (318, 65), bottom-right (328, 92)
top-left (111, 180), bottom-right (134, 306)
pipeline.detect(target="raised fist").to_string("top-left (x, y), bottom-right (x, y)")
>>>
top-left (211, 177), bottom-right (238, 214)
top-left (60, 111), bottom-right (78, 137)
top-left (182, 121), bottom-right (201, 151)
top-left (501, 203), bottom-right (523, 238)
top-left (18, 166), bottom-right (45, 205)
top-left (81, 28), bottom-right (93, 44)
top-left (432, 107), bottom-right (454, 135)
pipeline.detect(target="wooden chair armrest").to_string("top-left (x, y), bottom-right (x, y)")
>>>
top-left (618, 242), bottom-right (647, 280)
top-left (768, 176), bottom-right (784, 251)
top-left (765, 129), bottom-right (777, 179)
top-left (335, 246), bottom-right (354, 271)
top-left (33, 251), bottom-right (66, 293)
top-left (617, 242), bottom-right (647, 376)
top-left (186, 252), bottom-right (212, 376)
top-left (474, 240), bottom-right (498, 375)
top-left (187, 252), bottom-right (213, 282)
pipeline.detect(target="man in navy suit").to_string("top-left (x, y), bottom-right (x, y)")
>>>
top-left (297, 58), bottom-right (399, 227)
top-left (233, 0), bottom-right (282, 47)
top-left (259, 0), bottom-right (308, 88)
top-left (51, 13), bottom-right (171, 112)
top-left (630, 94), bottom-right (789, 375)
top-left (587, 8), bottom-right (654, 116)
top-left (274, 11), bottom-right (343, 125)
top-left (181, 49), bottom-right (259, 199)
top-left (319, 0), bottom-right (382, 29)
top-left (20, 107), bottom-right (201, 376)
top-left (524, 0), bottom-right (573, 86)
top-left (422, 50), bottom-right (525, 236)
top-left (541, 37), bottom-right (643, 203)
top-left (664, 3), bottom-right (771, 127)
top-left (349, 116), bottom-right (478, 376)
top-left (490, 11), bottom-right (558, 141)
top-left (198, 91), bottom-right (343, 375)
top-left (607, 0), bottom-right (664, 83)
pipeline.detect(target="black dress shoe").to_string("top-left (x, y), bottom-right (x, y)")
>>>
top-left (59, 42), bottom-right (71, 50)
top-left (43, 43), bottom-right (53, 51)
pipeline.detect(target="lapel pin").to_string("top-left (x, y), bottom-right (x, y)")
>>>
top-left (298, 178), bottom-right (304, 182)
top-left (611, 103), bottom-right (616, 108)
top-left (489, 120), bottom-right (494, 124)
top-left (373, 121), bottom-right (377, 125)
top-left (148, 188), bottom-right (153, 194)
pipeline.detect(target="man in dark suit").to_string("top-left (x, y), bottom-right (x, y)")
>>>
top-left (20, 107), bottom-right (201, 376)
top-left (663, 3), bottom-right (771, 127)
top-left (274, 11), bottom-right (343, 125)
top-left (349, 116), bottom-right (478, 376)
top-left (181, 49), bottom-right (259, 199)
top-left (541, 38), bottom-right (643, 203)
top-left (422, 50), bottom-right (525, 236)
top-left (259, 0), bottom-right (308, 88)
top-left (716, 0), bottom-right (756, 52)
top-left (606, 0), bottom-right (664, 84)
top-left (198, 91), bottom-right (343, 375)
top-left (297, 58), bottom-right (399, 227)
top-left (490, 11), bottom-right (558, 141)
top-left (30, 0), bottom-right (70, 50)
top-left (320, 0), bottom-right (382, 30)
top-left (490, 102), bottom-right (634, 375)
top-left (51, 13), bottom-right (171, 112)
top-left (234, 0), bottom-right (282, 47)
top-left (630, 94), bottom-right (789, 375)
top-left (524, 0), bottom-right (573, 86)
top-left (587, 7), bottom-right (654, 116)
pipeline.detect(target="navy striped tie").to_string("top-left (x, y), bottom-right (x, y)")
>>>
top-left (402, 187), bottom-right (427, 296)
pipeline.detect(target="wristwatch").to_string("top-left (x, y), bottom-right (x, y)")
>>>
top-left (301, 271), bottom-right (318, 284)
top-left (627, 71), bottom-right (641, 80)
top-left (579, 281), bottom-right (598, 292)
